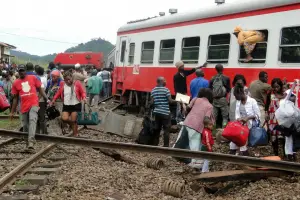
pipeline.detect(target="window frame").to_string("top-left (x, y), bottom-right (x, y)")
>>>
top-left (120, 40), bottom-right (126, 63)
top-left (128, 43), bottom-right (135, 65)
top-left (279, 26), bottom-right (300, 64)
top-left (159, 39), bottom-right (176, 64)
top-left (141, 41), bottom-right (155, 64)
top-left (206, 33), bottom-right (231, 63)
top-left (181, 36), bottom-right (200, 64)
top-left (238, 29), bottom-right (269, 64)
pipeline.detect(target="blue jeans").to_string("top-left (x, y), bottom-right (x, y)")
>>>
top-left (103, 82), bottom-right (110, 98)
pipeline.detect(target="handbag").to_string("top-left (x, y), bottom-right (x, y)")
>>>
top-left (46, 106), bottom-right (60, 120)
top-left (0, 87), bottom-right (10, 112)
top-left (222, 121), bottom-right (249, 147)
top-left (77, 103), bottom-right (101, 125)
top-left (248, 120), bottom-right (268, 147)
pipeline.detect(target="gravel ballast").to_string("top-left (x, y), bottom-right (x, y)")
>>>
top-left (27, 128), bottom-right (300, 200)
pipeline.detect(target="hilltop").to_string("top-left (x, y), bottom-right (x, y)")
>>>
top-left (11, 38), bottom-right (115, 66)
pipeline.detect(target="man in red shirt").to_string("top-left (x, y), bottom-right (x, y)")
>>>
top-left (10, 64), bottom-right (48, 152)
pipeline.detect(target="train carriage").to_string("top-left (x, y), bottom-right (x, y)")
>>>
top-left (113, 0), bottom-right (300, 107)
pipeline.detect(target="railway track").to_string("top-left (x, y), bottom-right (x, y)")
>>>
top-left (0, 96), bottom-right (118, 198)
top-left (1, 130), bottom-right (300, 173)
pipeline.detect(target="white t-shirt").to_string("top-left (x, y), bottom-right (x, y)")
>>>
top-left (63, 84), bottom-right (80, 105)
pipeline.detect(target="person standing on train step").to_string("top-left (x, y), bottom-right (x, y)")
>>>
top-left (10, 65), bottom-right (49, 152)
top-left (73, 63), bottom-right (88, 92)
top-left (87, 69), bottom-right (103, 106)
top-left (210, 64), bottom-right (231, 128)
top-left (249, 71), bottom-right (272, 127)
top-left (97, 68), bottom-right (111, 98)
top-left (173, 61), bottom-right (207, 123)
top-left (151, 77), bottom-right (176, 147)
top-left (190, 69), bottom-right (209, 99)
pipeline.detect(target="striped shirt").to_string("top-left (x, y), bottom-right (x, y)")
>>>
top-left (151, 86), bottom-right (171, 116)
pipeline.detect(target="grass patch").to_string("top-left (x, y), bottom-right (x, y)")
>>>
top-left (15, 179), bottom-right (30, 186)
top-left (0, 119), bottom-right (20, 130)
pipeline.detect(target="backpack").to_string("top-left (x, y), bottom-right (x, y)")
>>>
top-left (212, 74), bottom-right (226, 98)
top-left (135, 115), bottom-right (155, 145)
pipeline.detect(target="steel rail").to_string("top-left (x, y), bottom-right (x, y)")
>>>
top-left (0, 128), bottom-right (84, 191)
top-left (98, 96), bottom-right (113, 105)
top-left (1, 129), bottom-right (300, 173)
top-left (0, 143), bottom-right (56, 190)
top-left (0, 115), bottom-right (19, 119)
top-left (0, 138), bottom-right (18, 147)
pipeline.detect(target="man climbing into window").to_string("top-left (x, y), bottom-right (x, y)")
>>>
top-left (233, 26), bottom-right (265, 63)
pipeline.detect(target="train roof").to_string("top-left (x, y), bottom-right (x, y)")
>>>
top-left (118, 0), bottom-right (299, 33)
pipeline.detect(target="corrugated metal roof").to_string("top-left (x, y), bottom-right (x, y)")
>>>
top-left (0, 42), bottom-right (16, 49)
top-left (118, 0), bottom-right (299, 33)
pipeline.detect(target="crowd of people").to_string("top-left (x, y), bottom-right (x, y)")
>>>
top-left (0, 62), bottom-right (111, 152)
top-left (150, 60), bottom-right (299, 173)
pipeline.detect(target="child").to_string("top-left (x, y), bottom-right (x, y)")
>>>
top-left (201, 117), bottom-right (214, 173)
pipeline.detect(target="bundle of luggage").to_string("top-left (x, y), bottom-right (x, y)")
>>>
top-left (222, 120), bottom-right (268, 148)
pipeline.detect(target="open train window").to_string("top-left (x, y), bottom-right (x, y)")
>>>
top-left (141, 41), bottom-right (155, 63)
top-left (120, 41), bottom-right (126, 63)
top-left (238, 30), bottom-right (269, 63)
top-left (207, 34), bottom-right (230, 63)
top-left (128, 43), bottom-right (135, 65)
top-left (280, 26), bottom-right (300, 63)
top-left (181, 37), bottom-right (200, 64)
top-left (159, 39), bottom-right (175, 63)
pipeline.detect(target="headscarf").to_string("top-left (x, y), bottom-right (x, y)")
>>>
top-left (175, 61), bottom-right (184, 69)
top-left (51, 70), bottom-right (60, 77)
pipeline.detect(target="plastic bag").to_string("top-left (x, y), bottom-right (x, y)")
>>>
top-left (173, 126), bottom-right (191, 164)
top-left (222, 121), bottom-right (249, 147)
top-left (248, 120), bottom-right (268, 147)
top-left (275, 100), bottom-right (299, 127)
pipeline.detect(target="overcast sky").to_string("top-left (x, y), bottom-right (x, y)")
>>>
top-left (0, 0), bottom-right (241, 55)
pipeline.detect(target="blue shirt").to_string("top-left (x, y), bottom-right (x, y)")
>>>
top-left (190, 77), bottom-right (209, 99)
top-left (151, 86), bottom-right (171, 116)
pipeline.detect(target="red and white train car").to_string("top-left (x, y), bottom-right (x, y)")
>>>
top-left (113, 0), bottom-right (300, 106)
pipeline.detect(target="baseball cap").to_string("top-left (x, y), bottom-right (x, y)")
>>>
top-left (18, 65), bottom-right (25, 71)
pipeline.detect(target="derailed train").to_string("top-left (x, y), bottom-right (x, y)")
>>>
top-left (112, 0), bottom-right (300, 108)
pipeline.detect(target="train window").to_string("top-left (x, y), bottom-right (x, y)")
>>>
top-left (207, 34), bottom-right (230, 63)
top-left (120, 41), bottom-right (126, 63)
top-left (239, 30), bottom-right (268, 63)
top-left (280, 26), bottom-right (300, 63)
top-left (128, 43), bottom-right (135, 65)
top-left (181, 37), bottom-right (200, 64)
top-left (159, 39), bottom-right (175, 63)
top-left (141, 41), bottom-right (155, 63)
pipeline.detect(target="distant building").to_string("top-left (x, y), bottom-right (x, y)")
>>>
top-left (0, 42), bottom-right (16, 64)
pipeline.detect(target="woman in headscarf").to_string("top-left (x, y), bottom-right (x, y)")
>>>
top-left (173, 88), bottom-right (214, 171)
top-left (46, 70), bottom-right (63, 112)
top-left (233, 26), bottom-right (265, 62)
